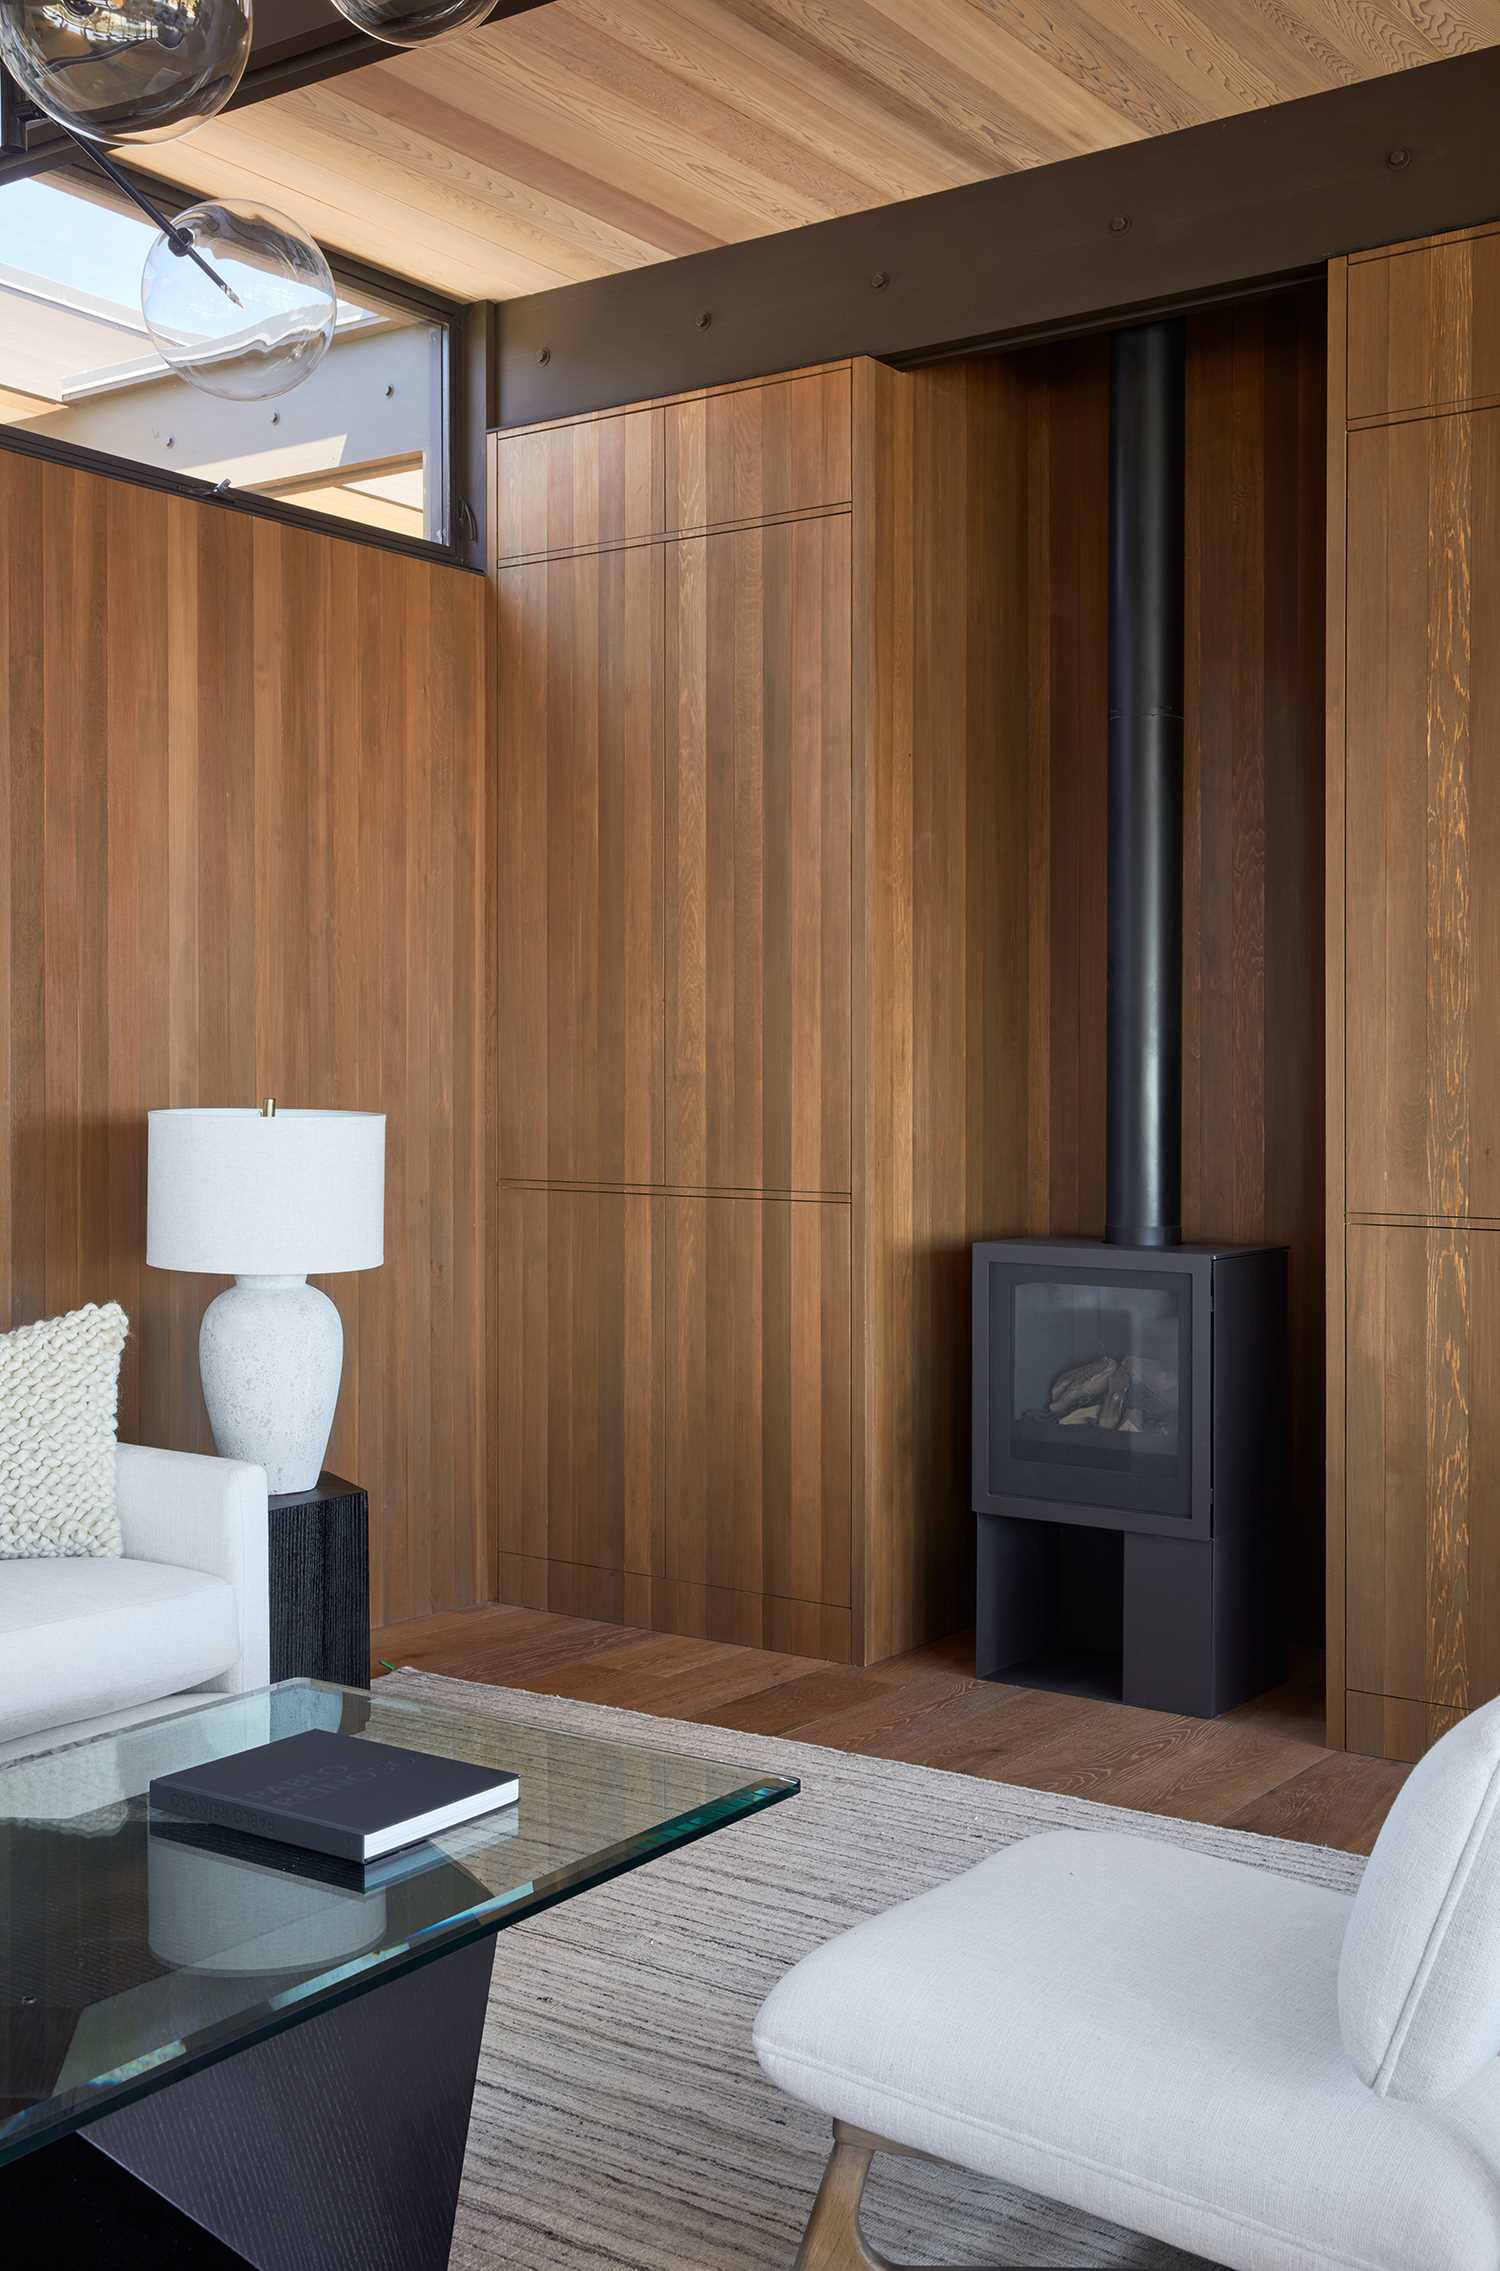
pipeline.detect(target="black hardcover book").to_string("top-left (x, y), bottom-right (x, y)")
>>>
top-left (149, 1729), bottom-right (520, 1864)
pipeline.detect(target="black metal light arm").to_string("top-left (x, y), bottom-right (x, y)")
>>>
top-left (57, 123), bottom-right (242, 306)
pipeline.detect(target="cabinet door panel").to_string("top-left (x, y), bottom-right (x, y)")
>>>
top-left (666, 370), bottom-right (851, 533)
top-left (494, 409), bottom-right (663, 560)
top-left (666, 517), bottom-right (852, 1194)
top-left (496, 1188), bottom-right (663, 1586)
top-left (1345, 1222), bottom-right (1500, 1711)
top-left (497, 546), bottom-right (663, 1184)
top-left (1346, 412), bottom-right (1500, 1216)
top-left (664, 1196), bottom-right (851, 1613)
top-left (1347, 235), bottom-right (1500, 422)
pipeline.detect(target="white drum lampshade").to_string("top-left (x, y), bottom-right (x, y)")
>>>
top-left (147, 1108), bottom-right (385, 1493)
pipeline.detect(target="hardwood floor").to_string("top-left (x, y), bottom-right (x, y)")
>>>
top-left (374, 1606), bottom-right (1408, 1855)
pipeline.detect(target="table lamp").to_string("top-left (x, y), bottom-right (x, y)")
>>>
top-left (147, 1104), bottom-right (385, 1493)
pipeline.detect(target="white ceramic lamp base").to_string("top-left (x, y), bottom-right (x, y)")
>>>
top-left (200, 1275), bottom-right (343, 1495)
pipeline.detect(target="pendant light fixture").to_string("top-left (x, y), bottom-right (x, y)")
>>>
top-left (0, 0), bottom-right (251, 143)
top-left (142, 198), bottom-right (337, 400)
top-left (326, 0), bottom-right (496, 48)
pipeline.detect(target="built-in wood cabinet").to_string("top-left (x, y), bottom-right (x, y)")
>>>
top-left (1344, 1225), bottom-right (1497, 1711)
top-left (665, 367), bottom-right (852, 532)
top-left (1346, 228), bottom-right (1500, 423)
top-left (494, 405), bottom-right (663, 561)
top-left (492, 358), bottom-right (1020, 1663)
top-left (1345, 410), bottom-right (1499, 1221)
top-left (495, 543), bottom-right (664, 1186)
top-left (1332, 224), bottom-right (1500, 1758)
top-left (664, 1194), bottom-right (851, 1632)
top-left (496, 1186), bottom-right (663, 1620)
top-left (665, 517), bottom-right (852, 1195)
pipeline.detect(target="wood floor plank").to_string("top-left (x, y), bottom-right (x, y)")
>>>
top-left (770, 1667), bottom-right (974, 1752)
top-left (690, 1667), bottom-right (887, 1736)
top-left (1029, 1719), bottom-right (1332, 1827)
top-left (1226, 1753), bottom-right (1411, 1855)
top-left (372, 1605), bottom-right (1407, 1851)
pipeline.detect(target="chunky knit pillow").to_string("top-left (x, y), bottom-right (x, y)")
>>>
top-left (0, 1303), bottom-right (129, 1558)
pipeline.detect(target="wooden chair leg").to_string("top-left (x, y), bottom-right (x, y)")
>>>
top-left (796, 2125), bottom-right (895, 2269)
top-left (795, 2121), bottom-right (980, 2270)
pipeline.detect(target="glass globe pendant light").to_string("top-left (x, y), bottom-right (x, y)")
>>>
top-left (0, 0), bottom-right (252, 144)
top-left (142, 199), bottom-right (337, 402)
top-left (326, 0), bottom-right (495, 48)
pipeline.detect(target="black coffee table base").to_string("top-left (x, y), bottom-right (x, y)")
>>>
top-left (10, 1934), bottom-right (496, 2269)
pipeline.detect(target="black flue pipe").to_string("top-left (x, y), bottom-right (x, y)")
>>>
top-left (1105, 320), bottom-right (1185, 1250)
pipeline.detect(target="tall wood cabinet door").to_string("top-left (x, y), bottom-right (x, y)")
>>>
top-left (664, 1195), bottom-right (851, 1623)
top-left (496, 545), bottom-right (664, 1185)
top-left (666, 369), bottom-right (852, 533)
top-left (497, 1188), bottom-right (664, 1603)
top-left (1346, 1222), bottom-right (1500, 1713)
top-left (494, 408), bottom-right (664, 561)
top-left (1345, 410), bottom-right (1500, 1217)
top-left (665, 516), bottom-right (852, 1194)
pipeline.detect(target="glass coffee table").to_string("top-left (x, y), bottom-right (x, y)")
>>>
top-left (0, 1678), bottom-right (797, 2268)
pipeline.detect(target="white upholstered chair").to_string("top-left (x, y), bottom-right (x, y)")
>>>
top-left (755, 1695), bottom-right (1500, 2271)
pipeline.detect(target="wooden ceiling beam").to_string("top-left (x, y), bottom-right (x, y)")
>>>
top-left (494, 45), bottom-right (1500, 425)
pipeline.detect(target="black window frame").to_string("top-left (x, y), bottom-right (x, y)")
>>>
top-left (0, 152), bottom-right (486, 572)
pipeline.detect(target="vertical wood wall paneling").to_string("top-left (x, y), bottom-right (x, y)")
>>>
top-left (490, 375), bottom-right (858, 1657)
top-left (495, 1185), bottom-right (664, 1621)
top-left (1345, 1223), bottom-right (1493, 1716)
top-left (1023, 338), bottom-right (1111, 1236)
top-left (1023, 298), bottom-right (1328, 1646)
top-left (1337, 223), bottom-right (1500, 1757)
top-left (0, 452), bottom-right (492, 1627)
top-left (1326, 256), bottom-right (1350, 1748)
top-left (1183, 292), bottom-right (1328, 1645)
top-left (494, 407), bottom-right (665, 560)
top-left (495, 544), bottom-right (665, 1185)
top-left (1345, 226), bottom-right (1491, 424)
top-left (664, 515), bottom-right (852, 1197)
top-left (853, 357), bottom-right (1034, 1665)
top-left (666, 370), bottom-right (852, 533)
top-left (661, 1194), bottom-right (851, 1658)
top-left (1346, 409), bottom-right (1489, 1219)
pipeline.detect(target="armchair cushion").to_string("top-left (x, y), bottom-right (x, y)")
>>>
top-left (0, 1557), bottom-right (238, 1744)
top-left (1340, 1690), bottom-right (1500, 2102)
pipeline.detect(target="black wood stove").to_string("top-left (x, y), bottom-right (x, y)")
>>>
top-left (971, 320), bottom-right (1287, 1719)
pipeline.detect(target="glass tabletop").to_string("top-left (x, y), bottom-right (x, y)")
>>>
top-left (0, 1679), bottom-right (796, 2165)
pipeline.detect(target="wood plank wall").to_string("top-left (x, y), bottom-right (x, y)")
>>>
top-left (1332, 223), bottom-right (1500, 1758)
top-left (0, 451), bottom-right (493, 1627)
top-left (853, 355), bottom-right (1034, 1661)
top-left (1023, 288), bottom-right (1328, 1642)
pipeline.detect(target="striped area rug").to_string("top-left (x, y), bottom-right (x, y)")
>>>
top-left (384, 1670), bottom-right (1361, 2271)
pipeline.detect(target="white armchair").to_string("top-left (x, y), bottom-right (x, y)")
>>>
top-left (756, 1695), bottom-right (1500, 2271)
top-left (0, 1443), bottom-right (270, 1764)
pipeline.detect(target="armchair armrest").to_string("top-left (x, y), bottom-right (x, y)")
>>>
top-left (115, 1444), bottom-right (270, 1695)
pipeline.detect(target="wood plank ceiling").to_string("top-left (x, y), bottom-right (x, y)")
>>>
top-left (143, 1), bottom-right (1500, 302)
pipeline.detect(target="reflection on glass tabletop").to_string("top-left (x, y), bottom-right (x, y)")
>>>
top-left (0, 1679), bottom-right (797, 2163)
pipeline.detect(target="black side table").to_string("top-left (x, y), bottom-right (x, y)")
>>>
top-left (266, 1473), bottom-right (371, 1690)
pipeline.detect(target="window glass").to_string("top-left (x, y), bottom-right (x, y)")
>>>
top-left (0, 170), bottom-right (448, 544)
